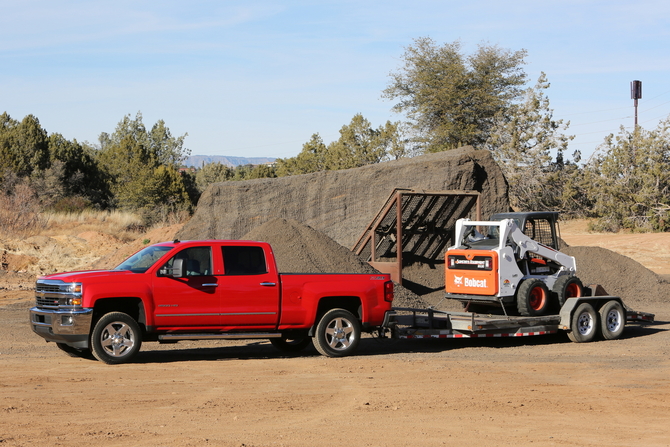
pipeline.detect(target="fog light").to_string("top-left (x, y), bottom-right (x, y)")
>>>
top-left (61, 315), bottom-right (74, 325)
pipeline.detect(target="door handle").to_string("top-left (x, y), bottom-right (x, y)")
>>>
top-left (202, 283), bottom-right (219, 287)
top-left (260, 282), bottom-right (276, 287)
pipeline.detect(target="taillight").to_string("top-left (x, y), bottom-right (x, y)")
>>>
top-left (384, 281), bottom-right (394, 302)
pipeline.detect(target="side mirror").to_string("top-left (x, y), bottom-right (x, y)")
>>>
top-left (171, 258), bottom-right (186, 278)
top-left (159, 258), bottom-right (186, 278)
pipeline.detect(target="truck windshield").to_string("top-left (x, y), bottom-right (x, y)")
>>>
top-left (114, 245), bottom-right (173, 273)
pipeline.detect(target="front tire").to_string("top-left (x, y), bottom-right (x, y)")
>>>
top-left (599, 300), bottom-right (625, 340)
top-left (568, 303), bottom-right (598, 343)
top-left (553, 276), bottom-right (583, 309)
top-left (516, 279), bottom-right (550, 316)
top-left (313, 309), bottom-right (361, 357)
top-left (91, 312), bottom-right (142, 364)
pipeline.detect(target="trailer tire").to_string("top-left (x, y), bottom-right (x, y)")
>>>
top-left (313, 309), bottom-right (361, 357)
top-left (91, 312), bottom-right (142, 364)
top-left (553, 276), bottom-right (583, 309)
top-left (567, 303), bottom-right (598, 342)
top-left (599, 300), bottom-right (625, 340)
top-left (270, 335), bottom-right (312, 352)
top-left (516, 279), bottom-right (550, 316)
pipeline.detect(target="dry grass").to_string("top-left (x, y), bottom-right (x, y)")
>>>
top-left (39, 209), bottom-right (145, 242)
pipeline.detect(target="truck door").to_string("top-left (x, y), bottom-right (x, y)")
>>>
top-left (218, 245), bottom-right (280, 329)
top-left (152, 246), bottom-right (220, 328)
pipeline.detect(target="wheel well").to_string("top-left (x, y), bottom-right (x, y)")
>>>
top-left (315, 296), bottom-right (362, 322)
top-left (92, 298), bottom-right (145, 327)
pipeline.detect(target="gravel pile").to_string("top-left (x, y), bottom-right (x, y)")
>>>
top-left (563, 246), bottom-right (670, 308)
top-left (242, 218), bottom-right (427, 308)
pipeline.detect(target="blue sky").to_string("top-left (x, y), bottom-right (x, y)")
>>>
top-left (2, 1), bottom-right (669, 162)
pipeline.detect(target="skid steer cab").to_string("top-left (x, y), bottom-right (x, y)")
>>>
top-left (445, 212), bottom-right (583, 316)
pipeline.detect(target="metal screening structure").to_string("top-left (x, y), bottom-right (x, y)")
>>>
top-left (352, 189), bottom-right (481, 282)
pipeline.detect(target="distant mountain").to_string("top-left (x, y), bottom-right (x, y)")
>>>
top-left (184, 155), bottom-right (276, 168)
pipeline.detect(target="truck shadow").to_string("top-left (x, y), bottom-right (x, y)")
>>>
top-left (124, 322), bottom-right (666, 364)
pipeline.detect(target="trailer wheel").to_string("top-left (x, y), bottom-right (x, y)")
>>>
top-left (516, 279), bottom-right (550, 316)
top-left (599, 300), bottom-right (625, 340)
top-left (90, 312), bottom-right (142, 364)
top-left (567, 303), bottom-right (598, 342)
top-left (552, 276), bottom-right (583, 309)
top-left (313, 309), bottom-right (361, 357)
top-left (270, 335), bottom-right (312, 352)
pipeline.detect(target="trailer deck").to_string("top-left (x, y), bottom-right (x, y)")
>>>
top-left (385, 296), bottom-right (655, 342)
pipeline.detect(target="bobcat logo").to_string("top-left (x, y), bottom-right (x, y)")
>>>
top-left (453, 275), bottom-right (463, 286)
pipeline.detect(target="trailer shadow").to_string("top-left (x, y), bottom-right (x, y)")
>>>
top-left (109, 321), bottom-right (666, 365)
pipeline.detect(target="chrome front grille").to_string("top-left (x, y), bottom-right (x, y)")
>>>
top-left (34, 280), bottom-right (82, 309)
top-left (36, 284), bottom-right (62, 293)
top-left (36, 296), bottom-right (61, 308)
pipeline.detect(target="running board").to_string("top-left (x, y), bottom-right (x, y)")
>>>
top-left (158, 332), bottom-right (282, 341)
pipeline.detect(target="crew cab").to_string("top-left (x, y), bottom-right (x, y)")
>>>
top-left (29, 240), bottom-right (394, 364)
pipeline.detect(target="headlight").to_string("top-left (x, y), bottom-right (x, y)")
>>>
top-left (67, 283), bottom-right (83, 294)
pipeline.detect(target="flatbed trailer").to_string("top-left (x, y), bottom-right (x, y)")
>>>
top-left (383, 295), bottom-right (655, 343)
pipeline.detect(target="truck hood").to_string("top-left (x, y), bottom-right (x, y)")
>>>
top-left (39, 270), bottom-right (139, 282)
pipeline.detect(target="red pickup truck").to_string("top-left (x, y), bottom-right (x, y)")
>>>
top-left (29, 240), bottom-right (394, 364)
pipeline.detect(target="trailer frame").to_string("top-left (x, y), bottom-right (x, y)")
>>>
top-left (383, 296), bottom-right (654, 342)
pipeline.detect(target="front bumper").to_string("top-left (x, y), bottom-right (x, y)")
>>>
top-left (29, 307), bottom-right (93, 349)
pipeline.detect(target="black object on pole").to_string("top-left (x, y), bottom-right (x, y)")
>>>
top-left (631, 80), bottom-right (642, 127)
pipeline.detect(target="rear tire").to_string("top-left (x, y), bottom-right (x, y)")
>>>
top-left (516, 279), bottom-right (550, 316)
top-left (553, 276), bottom-right (583, 309)
top-left (599, 300), bottom-right (625, 340)
top-left (567, 303), bottom-right (598, 342)
top-left (313, 309), bottom-right (361, 357)
top-left (91, 312), bottom-right (142, 364)
top-left (270, 335), bottom-right (312, 352)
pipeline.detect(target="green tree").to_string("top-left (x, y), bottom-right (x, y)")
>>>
top-left (325, 114), bottom-right (395, 169)
top-left (248, 163), bottom-right (276, 179)
top-left (485, 73), bottom-right (575, 211)
top-left (97, 113), bottom-right (193, 217)
top-left (195, 162), bottom-right (233, 192)
top-left (382, 38), bottom-right (527, 152)
top-left (275, 134), bottom-right (328, 176)
top-left (583, 118), bottom-right (670, 232)
top-left (0, 113), bottom-right (50, 178)
top-left (46, 134), bottom-right (111, 207)
top-left (276, 115), bottom-right (405, 176)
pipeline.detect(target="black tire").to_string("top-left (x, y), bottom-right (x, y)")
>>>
top-left (313, 309), bottom-right (361, 357)
top-left (270, 335), bottom-right (312, 352)
top-left (56, 343), bottom-right (93, 359)
top-left (567, 303), bottom-right (598, 343)
top-left (599, 300), bottom-right (625, 340)
top-left (90, 312), bottom-right (142, 364)
top-left (552, 276), bottom-right (584, 309)
top-left (516, 279), bottom-right (550, 316)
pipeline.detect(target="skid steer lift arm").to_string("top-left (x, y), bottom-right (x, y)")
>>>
top-left (453, 218), bottom-right (576, 273)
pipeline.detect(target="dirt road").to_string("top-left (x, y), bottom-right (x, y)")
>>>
top-left (2, 287), bottom-right (669, 447)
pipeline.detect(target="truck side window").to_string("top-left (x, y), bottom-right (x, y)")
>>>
top-left (163, 246), bottom-right (212, 276)
top-left (222, 246), bottom-right (268, 275)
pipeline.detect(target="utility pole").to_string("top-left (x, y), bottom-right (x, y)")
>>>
top-left (631, 80), bottom-right (642, 128)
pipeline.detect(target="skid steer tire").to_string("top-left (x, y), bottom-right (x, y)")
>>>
top-left (553, 276), bottom-right (584, 310)
top-left (516, 279), bottom-right (550, 316)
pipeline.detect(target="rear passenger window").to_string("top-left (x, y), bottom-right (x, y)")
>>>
top-left (222, 246), bottom-right (268, 275)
